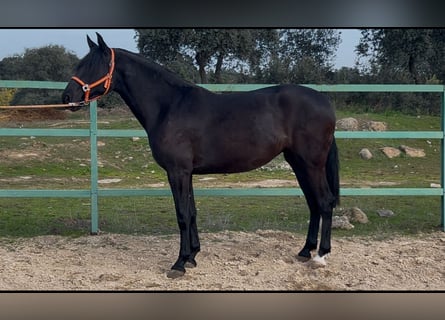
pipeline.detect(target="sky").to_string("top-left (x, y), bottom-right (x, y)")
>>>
top-left (0, 29), bottom-right (361, 70)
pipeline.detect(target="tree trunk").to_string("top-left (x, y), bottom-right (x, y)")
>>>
top-left (198, 64), bottom-right (207, 84)
top-left (214, 53), bottom-right (224, 83)
top-left (195, 51), bottom-right (208, 84)
top-left (408, 54), bottom-right (418, 84)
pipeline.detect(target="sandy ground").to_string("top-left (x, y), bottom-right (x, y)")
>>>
top-left (0, 230), bottom-right (444, 291)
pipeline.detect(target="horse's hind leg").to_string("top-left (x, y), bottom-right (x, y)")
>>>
top-left (297, 167), bottom-right (334, 265)
top-left (284, 150), bottom-right (335, 265)
top-left (284, 151), bottom-right (319, 259)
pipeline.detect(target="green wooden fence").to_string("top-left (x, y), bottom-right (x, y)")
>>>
top-left (1, 80), bottom-right (444, 233)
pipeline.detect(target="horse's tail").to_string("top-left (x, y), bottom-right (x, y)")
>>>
top-left (326, 136), bottom-right (340, 207)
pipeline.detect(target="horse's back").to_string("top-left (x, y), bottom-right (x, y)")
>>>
top-left (274, 84), bottom-right (334, 118)
top-left (211, 84), bottom-right (333, 118)
top-left (231, 84), bottom-right (335, 136)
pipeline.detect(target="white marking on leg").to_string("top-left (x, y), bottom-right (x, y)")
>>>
top-left (311, 253), bottom-right (329, 268)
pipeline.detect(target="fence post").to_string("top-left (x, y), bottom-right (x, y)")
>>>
top-left (89, 101), bottom-right (99, 234)
top-left (442, 89), bottom-right (445, 231)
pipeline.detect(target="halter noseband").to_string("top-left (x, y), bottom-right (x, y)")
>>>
top-left (71, 48), bottom-right (115, 104)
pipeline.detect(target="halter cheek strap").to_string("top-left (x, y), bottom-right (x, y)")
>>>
top-left (71, 48), bottom-right (115, 104)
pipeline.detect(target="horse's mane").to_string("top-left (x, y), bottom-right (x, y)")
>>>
top-left (116, 48), bottom-right (198, 89)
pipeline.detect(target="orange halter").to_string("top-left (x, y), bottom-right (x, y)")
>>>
top-left (71, 48), bottom-right (115, 104)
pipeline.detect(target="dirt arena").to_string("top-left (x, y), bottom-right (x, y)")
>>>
top-left (0, 229), bottom-right (443, 290)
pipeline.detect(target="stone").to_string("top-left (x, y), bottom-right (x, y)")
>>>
top-left (198, 177), bottom-right (217, 181)
top-left (341, 207), bottom-right (369, 224)
top-left (399, 145), bottom-right (426, 158)
top-left (359, 148), bottom-right (373, 160)
top-left (98, 178), bottom-right (122, 184)
top-left (367, 121), bottom-right (387, 131)
top-left (331, 215), bottom-right (354, 230)
top-left (377, 209), bottom-right (395, 217)
top-left (132, 137), bottom-right (141, 142)
top-left (97, 141), bottom-right (106, 147)
top-left (336, 117), bottom-right (359, 131)
top-left (380, 147), bottom-right (401, 158)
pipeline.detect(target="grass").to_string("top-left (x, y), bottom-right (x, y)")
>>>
top-left (0, 195), bottom-right (440, 239)
top-left (0, 107), bottom-right (443, 238)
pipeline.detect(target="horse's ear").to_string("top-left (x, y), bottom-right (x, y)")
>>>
top-left (87, 35), bottom-right (98, 49)
top-left (96, 32), bottom-right (109, 52)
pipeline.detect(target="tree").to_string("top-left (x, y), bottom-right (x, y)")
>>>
top-left (356, 29), bottom-right (445, 84)
top-left (253, 29), bottom-right (341, 84)
top-left (278, 29), bottom-right (340, 68)
top-left (0, 45), bottom-right (79, 81)
top-left (135, 29), bottom-right (277, 84)
top-left (355, 29), bottom-right (445, 114)
top-left (0, 45), bottom-right (79, 105)
top-left (428, 29), bottom-right (445, 82)
top-left (136, 29), bottom-right (341, 85)
top-left (0, 56), bottom-right (22, 80)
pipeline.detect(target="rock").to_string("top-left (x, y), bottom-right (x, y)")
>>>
top-left (98, 178), bottom-right (122, 184)
top-left (367, 121), bottom-right (387, 131)
top-left (331, 215), bottom-right (354, 230)
top-left (399, 145), bottom-right (426, 158)
top-left (430, 183), bottom-right (441, 188)
top-left (380, 147), bottom-right (401, 158)
top-left (377, 209), bottom-right (394, 217)
top-left (132, 137), bottom-right (141, 142)
top-left (97, 141), bottom-right (106, 147)
top-left (199, 177), bottom-right (217, 181)
top-left (359, 148), bottom-right (373, 160)
top-left (341, 207), bottom-right (369, 224)
top-left (336, 117), bottom-right (359, 131)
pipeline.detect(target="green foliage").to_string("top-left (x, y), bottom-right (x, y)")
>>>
top-left (250, 29), bottom-right (341, 84)
top-left (135, 29), bottom-right (272, 83)
top-left (0, 56), bottom-right (22, 80)
top-left (357, 29), bottom-right (445, 84)
top-left (11, 88), bottom-right (62, 105)
top-left (0, 45), bottom-right (79, 105)
top-left (353, 29), bottom-right (445, 115)
top-left (0, 45), bottom-right (79, 81)
top-left (0, 88), bottom-right (17, 105)
top-left (97, 92), bottom-right (126, 109)
top-left (1, 29), bottom-right (445, 115)
top-left (134, 28), bottom-right (445, 115)
top-left (135, 29), bottom-right (340, 84)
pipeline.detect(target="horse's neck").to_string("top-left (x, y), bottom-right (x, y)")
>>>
top-left (112, 50), bottom-right (183, 133)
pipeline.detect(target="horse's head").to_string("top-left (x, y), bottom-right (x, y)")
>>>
top-left (62, 32), bottom-right (115, 111)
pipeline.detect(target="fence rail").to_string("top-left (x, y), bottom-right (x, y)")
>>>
top-left (1, 80), bottom-right (444, 233)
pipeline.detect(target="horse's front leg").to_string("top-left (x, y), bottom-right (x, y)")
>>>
top-left (185, 180), bottom-right (200, 269)
top-left (166, 169), bottom-right (195, 279)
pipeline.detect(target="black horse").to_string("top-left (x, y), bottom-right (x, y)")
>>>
top-left (62, 33), bottom-right (340, 278)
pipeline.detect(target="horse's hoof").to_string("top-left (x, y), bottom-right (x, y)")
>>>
top-left (310, 254), bottom-right (327, 269)
top-left (296, 249), bottom-right (312, 262)
top-left (184, 260), bottom-right (197, 268)
top-left (296, 255), bottom-right (311, 262)
top-left (167, 269), bottom-right (185, 279)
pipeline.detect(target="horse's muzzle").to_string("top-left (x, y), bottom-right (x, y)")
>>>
top-left (62, 93), bottom-right (83, 112)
